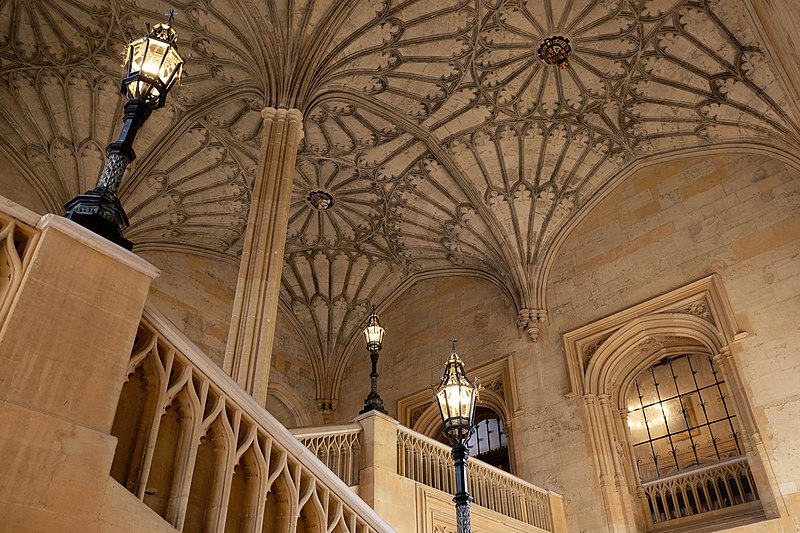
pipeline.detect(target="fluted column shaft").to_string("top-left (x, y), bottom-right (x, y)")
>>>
top-left (224, 107), bottom-right (303, 404)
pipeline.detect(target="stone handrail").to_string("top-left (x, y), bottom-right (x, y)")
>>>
top-left (110, 305), bottom-right (394, 533)
top-left (395, 426), bottom-right (556, 532)
top-left (291, 425), bottom-right (363, 487)
top-left (640, 455), bottom-right (760, 526)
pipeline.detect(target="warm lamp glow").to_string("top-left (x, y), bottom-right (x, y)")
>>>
top-left (435, 350), bottom-right (478, 444)
top-left (627, 402), bottom-right (671, 429)
top-left (363, 312), bottom-right (384, 352)
top-left (122, 20), bottom-right (184, 108)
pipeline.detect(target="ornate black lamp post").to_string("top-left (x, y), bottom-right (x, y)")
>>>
top-left (435, 339), bottom-right (478, 533)
top-left (359, 310), bottom-right (387, 415)
top-left (64, 13), bottom-right (184, 250)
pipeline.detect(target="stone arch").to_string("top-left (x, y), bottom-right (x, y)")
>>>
top-left (263, 461), bottom-right (296, 532)
top-left (267, 382), bottom-right (312, 428)
top-left (585, 313), bottom-right (723, 398)
top-left (412, 386), bottom-right (509, 442)
top-left (563, 276), bottom-right (783, 531)
top-left (296, 482), bottom-right (325, 533)
top-left (225, 432), bottom-right (268, 533)
top-left (536, 143), bottom-right (800, 318)
top-left (185, 401), bottom-right (236, 532)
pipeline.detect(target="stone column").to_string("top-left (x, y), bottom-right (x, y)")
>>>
top-left (224, 107), bottom-right (304, 405)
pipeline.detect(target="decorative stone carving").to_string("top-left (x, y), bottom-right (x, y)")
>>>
top-left (485, 376), bottom-right (505, 400)
top-left (409, 404), bottom-right (428, 429)
top-left (0, 1), bottom-right (796, 416)
top-left (681, 298), bottom-right (715, 323)
top-left (315, 398), bottom-right (339, 425)
top-left (476, 1), bottom-right (637, 119)
top-left (517, 308), bottom-right (547, 341)
top-left (582, 333), bottom-right (614, 369)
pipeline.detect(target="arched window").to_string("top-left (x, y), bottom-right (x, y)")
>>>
top-left (624, 353), bottom-right (760, 525)
top-left (563, 277), bottom-right (782, 531)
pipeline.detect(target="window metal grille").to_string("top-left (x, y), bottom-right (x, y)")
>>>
top-left (466, 417), bottom-right (507, 456)
top-left (464, 410), bottom-right (510, 472)
top-left (626, 353), bottom-right (743, 482)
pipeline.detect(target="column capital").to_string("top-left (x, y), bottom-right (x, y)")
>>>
top-left (712, 347), bottom-right (732, 365)
top-left (261, 107), bottom-right (304, 140)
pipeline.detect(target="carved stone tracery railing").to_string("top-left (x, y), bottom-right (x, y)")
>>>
top-left (292, 418), bottom-right (563, 532)
top-left (111, 308), bottom-right (392, 533)
top-left (395, 427), bottom-right (555, 532)
top-left (0, 211), bottom-right (38, 325)
top-left (640, 456), bottom-right (761, 527)
top-left (292, 425), bottom-right (362, 488)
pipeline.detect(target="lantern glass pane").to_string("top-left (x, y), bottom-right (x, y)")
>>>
top-left (460, 387), bottom-right (472, 417)
top-left (364, 324), bottom-right (383, 345)
top-left (436, 388), bottom-right (447, 417)
top-left (142, 40), bottom-right (167, 78)
top-left (127, 39), bottom-right (147, 74)
top-left (161, 47), bottom-right (182, 86)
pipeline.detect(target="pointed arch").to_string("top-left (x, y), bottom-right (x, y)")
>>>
top-left (562, 276), bottom-right (781, 531)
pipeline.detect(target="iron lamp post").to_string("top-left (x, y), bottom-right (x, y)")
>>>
top-left (64, 14), bottom-right (184, 250)
top-left (435, 340), bottom-right (478, 533)
top-left (359, 310), bottom-right (387, 415)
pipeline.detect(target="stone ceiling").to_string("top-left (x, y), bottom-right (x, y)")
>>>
top-left (0, 0), bottom-right (798, 401)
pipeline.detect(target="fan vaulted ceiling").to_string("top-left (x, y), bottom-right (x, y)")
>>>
top-left (0, 0), bottom-right (798, 402)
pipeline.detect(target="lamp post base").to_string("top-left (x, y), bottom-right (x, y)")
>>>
top-left (63, 188), bottom-right (133, 251)
top-left (359, 392), bottom-right (387, 415)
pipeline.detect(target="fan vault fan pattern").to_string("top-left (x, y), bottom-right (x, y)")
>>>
top-left (0, 0), bottom-right (797, 411)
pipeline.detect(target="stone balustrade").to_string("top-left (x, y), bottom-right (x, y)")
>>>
top-left (292, 414), bottom-right (566, 533)
top-left (111, 307), bottom-right (393, 533)
top-left (640, 455), bottom-right (761, 527)
top-left (292, 425), bottom-right (363, 487)
top-left (396, 426), bottom-right (556, 531)
top-left (0, 202), bottom-right (39, 325)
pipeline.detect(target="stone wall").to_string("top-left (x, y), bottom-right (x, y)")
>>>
top-left (140, 250), bottom-right (237, 367)
top-left (333, 272), bottom-right (602, 528)
top-left (333, 150), bottom-right (800, 532)
top-left (335, 274), bottom-right (524, 423)
top-left (543, 150), bottom-right (800, 531)
top-left (267, 308), bottom-right (320, 427)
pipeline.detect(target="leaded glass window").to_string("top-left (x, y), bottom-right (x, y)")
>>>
top-left (465, 407), bottom-right (510, 471)
top-left (626, 353), bottom-right (743, 482)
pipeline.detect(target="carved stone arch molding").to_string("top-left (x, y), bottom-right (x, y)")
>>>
top-left (309, 268), bottom-right (515, 422)
top-left (562, 275), bottom-right (786, 532)
top-left (266, 381), bottom-right (313, 428)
